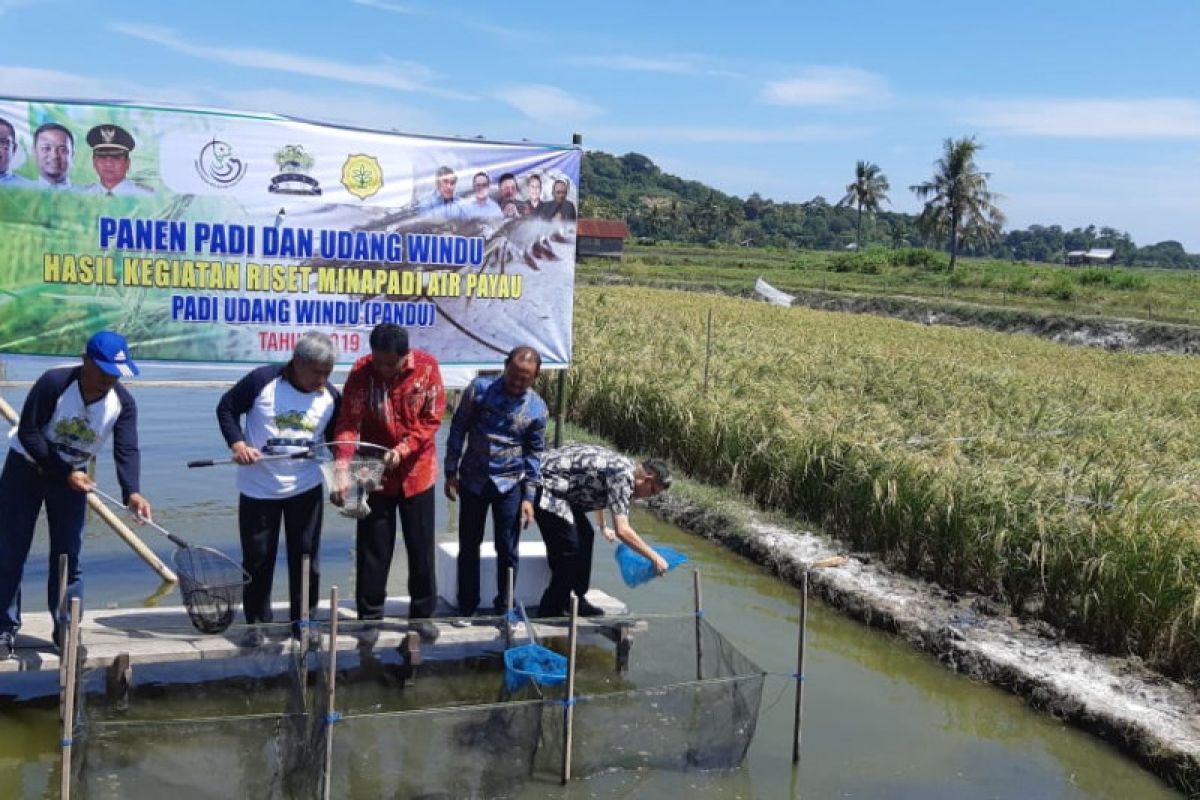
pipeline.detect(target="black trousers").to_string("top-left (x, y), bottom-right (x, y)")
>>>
top-left (355, 486), bottom-right (437, 620)
top-left (456, 482), bottom-right (524, 615)
top-left (238, 484), bottom-right (323, 625)
top-left (534, 506), bottom-right (595, 616)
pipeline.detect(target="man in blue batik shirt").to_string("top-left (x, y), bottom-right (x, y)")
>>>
top-left (443, 346), bottom-right (548, 620)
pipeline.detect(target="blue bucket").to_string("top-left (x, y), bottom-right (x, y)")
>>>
top-left (503, 643), bottom-right (568, 692)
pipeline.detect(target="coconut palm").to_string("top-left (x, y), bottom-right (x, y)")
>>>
top-left (838, 161), bottom-right (891, 249)
top-left (910, 137), bottom-right (1005, 271)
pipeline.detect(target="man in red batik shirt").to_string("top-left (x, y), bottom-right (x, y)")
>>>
top-left (332, 324), bottom-right (445, 642)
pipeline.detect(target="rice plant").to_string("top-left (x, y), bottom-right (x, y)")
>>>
top-left (567, 286), bottom-right (1200, 679)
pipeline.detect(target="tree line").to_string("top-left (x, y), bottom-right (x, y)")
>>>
top-left (580, 143), bottom-right (1200, 270)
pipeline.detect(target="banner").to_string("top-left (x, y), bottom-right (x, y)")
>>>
top-left (0, 97), bottom-right (581, 368)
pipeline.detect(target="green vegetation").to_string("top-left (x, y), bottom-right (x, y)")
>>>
top-left (838, 160), bottom-right (890, 251)
top-left (562, 286), bottom-right (1200, 679)
top-left (909, 137), bottom-right (1005, 271)
top-left (578, 243), bottom-right (1200, 326)
top-left (580, 151), bottom-right (1200, 268)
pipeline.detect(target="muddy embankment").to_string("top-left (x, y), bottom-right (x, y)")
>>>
top-left (581, 273), bottom-right (1200, 354)
top-left (645, 489), bottom-right (1200, 795)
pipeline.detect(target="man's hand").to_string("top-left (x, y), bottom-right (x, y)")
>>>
top-left (601, 526), bottom-right (617, 543)
top-left (444, 475), bottom-right (459, 502)
top-left (651, 552), bottom-right (669, 575)
top-left (384, 443), bottom-right (408, 470)
top-left (520, 500), bottom-right (534, 529)
top-left (126, 492), bottom-right (153, 524)
top-left (230, 441), bottom-right (261, 465)
top-left (67, 470), bottom-right (94, 493)
top-left (329, 468), bottom-right (349, 506)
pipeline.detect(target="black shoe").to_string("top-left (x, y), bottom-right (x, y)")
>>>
top-left (409, 620), bottom-right (440, 643)
top-left (240, 626), bottom-right (265, 648)
top-left (355, 624), bottom-right (380, 647)
top-left (576, 598), bottom-right (605, 617)
top-left (291, 622), bottom-right (322, 650)
top-left (0, 633), bottom-right (13, 661)
top-left (52, 624), bottom-right (64, 651)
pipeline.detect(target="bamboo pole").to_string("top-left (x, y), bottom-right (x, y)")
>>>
top-left (553, 370), bottom-right (567, 448)
top-left (57, 554), bottom-right (68, 717)
top-left (792, 570), bottom-right (809, 765)
top-left (505, 567), bottom-right (515, 649)
top-left (694, 570), bottom-right (704, 681)
top-left (300, 555), bottom-right (311, 659)
top-left (703, 309), bottom-right (713, 396)
top-left (60, 597), bottom-right (81, 800)
top-left (322, 586), bottom-right (339, 800)
top-left (0, 395), bottom-right (177, 584)
top-left (561, 594), bottom-right (579, 785)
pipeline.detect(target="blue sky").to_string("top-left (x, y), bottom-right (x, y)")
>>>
top-left (2, 0), bottom-right (1198, 251)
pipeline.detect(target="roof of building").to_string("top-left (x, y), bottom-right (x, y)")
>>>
top-left (578, 218), bottom-right (630, 239)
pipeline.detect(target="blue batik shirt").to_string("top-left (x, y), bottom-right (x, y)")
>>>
top-left (443, 374), bottom-right (548, 502)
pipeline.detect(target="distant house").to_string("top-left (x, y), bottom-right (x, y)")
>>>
top-left (1066, 248), bottom-right (1116, 265)
top-left (577, 218), bottom-right (630, 258)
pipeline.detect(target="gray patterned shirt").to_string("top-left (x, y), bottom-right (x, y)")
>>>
top-left (534, 444), bottom-right (634, 523)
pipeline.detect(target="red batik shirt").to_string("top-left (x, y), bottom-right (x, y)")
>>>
top-left (333, 349), bottom-right (445, 497)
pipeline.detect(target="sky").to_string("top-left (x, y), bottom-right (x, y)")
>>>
top-left (2, 0), bottom-right (1198, 251)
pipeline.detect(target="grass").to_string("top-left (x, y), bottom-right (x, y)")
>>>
top-left (555, 286), bottom-right (1200, 680)
top-left (578, 243), bottom-right (1200, 326)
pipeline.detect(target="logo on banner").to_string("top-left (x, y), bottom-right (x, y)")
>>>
top-left (195, 138), bottom-right (247, 188)
top-left (268, 144), bottom-right (321, 196)
top-left (341, 154), bottom-right (383, 200)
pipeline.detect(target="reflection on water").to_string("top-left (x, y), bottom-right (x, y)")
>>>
top-left (0, 368), bottom-right (1183, 798)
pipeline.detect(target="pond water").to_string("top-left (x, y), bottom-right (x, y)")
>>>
top-left (0, 360), bottom-right (1181, 798)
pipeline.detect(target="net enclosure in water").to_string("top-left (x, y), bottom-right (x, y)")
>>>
top-left (71, 613), bottom-right (764, 798)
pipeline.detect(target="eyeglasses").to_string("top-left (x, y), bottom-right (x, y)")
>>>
top-left (473, 181), bottom-right (489, 189)
top-left (0, 138), bottom-right (12, 149)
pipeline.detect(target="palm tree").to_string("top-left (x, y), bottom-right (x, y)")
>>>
top-left (838, 161), bottom-right (890, 250)
top-left (910, 137), bottom-right (1005, 271)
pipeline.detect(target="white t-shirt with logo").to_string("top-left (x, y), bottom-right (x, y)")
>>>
top-left (217, 365), bottom-right (339, 500)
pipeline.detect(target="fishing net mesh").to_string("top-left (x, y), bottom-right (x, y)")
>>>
top-left (71, 614), bottom-right (763, 798)
top-left (172, 545), bottom-right (250, 634)
top-left (315, 444), bottom-right (387, 520)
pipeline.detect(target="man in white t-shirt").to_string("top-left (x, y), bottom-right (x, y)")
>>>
top-left (0, 331), bottom-right (151, 660)
top-left (216, 332), bottom-right (341, 648)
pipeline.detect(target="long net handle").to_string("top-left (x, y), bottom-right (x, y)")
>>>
top-left (187, 452), bottom-right (309, 468)
top-left (90, 487), bottom-right (189, 549)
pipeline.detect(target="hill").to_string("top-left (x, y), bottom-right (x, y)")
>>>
top-left (579, 151), bottom-right (1200, 270)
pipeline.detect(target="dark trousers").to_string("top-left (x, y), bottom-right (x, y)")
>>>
top-left (456, 483), bottom-right (523, 615)
top-left (238, 484), bottom-right (323, 625)
top-left (355, 486), bottom-right (437, 620)
top-left (0, 451), bottom-right (87, 636)
top-left (534, 506), bottom-right (595, 616)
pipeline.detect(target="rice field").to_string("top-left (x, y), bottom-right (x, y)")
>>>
top-left (562, 286), bottom-right (1200, 679)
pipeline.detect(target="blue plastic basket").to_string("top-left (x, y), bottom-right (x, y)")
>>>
top-left (504, 643), bottom-right (568, 692)
top-left (614, 542), bottom-right (689, 588)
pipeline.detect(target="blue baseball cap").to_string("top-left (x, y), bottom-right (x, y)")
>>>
top-left (86, 331), bottom-right (140, 378)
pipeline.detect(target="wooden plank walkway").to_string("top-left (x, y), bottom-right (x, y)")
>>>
top-left (0, 590), bottom-right (633, 678)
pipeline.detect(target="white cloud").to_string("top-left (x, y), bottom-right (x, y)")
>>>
top-left (762, 67), bottom-right (890, 107)
top-left (564, 54), bottom-right (703, 76)
top-left (111, 22), bottom-right (473, 100)
top-left (0, 0), bottom-right (38, 16)
top-left (966, 98), bottom-right (1200, 139)
top-left (495, 84), bottom-right (603, 122)
top-left (587, 123), bottom-right (868, 144)
top-left (0, 65), bottom-right (205, 106)
top-left (215, 87), bottom-right (438, 134)
top-left (350, 0), bottom-right (414, 12)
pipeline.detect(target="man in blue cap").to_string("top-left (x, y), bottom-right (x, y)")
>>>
top-left (0, 331), bottom-right (152, 660)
